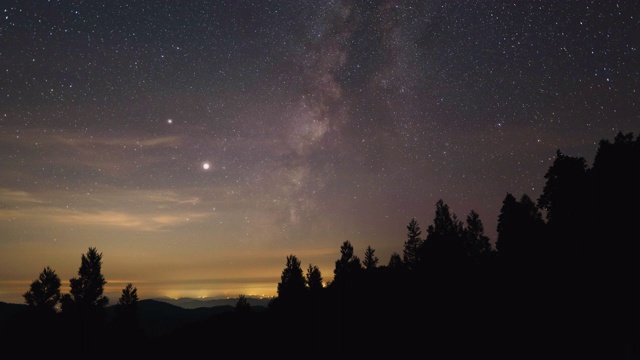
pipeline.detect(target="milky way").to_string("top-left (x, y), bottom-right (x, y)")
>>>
top-left (0, 0), bottom-right (638, 303)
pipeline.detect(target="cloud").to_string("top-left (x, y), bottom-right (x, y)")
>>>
top-left (49, 134), bottom-right (181, 148)
top-left (0, 187), bottom-right (212, 232)
top-left (1, 128), bottom-right (181, 149)
top-left (51, 210), bottom-right (210, 232)
top-left (0, 128), bottom-right (183, 178)
top-left (0, 206), bottom-right (211, 232)
top-left (0, 188), bottom-right (44, 204)
top-left (144, 191), bottom-right (201, 206)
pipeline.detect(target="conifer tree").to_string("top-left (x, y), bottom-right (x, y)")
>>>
top-left (235, 294), bottom-right (251, 313)
top-left (59, 247), bottom-right (109, 351)
top-left (277, 254), bottom-right (307, 302)
top-left (23, 266), bottom-right (61, 312)
top-left (363, 245), bottom-right (379, 270)
top-left (421, 200), bottom-right (465, 267)
top-left (403, 218), bottom-right (422, 270)
top-left (388, 252), bottom-right (403, 269)
top-left (333, 240), bottom-right (362, 284)
top-left (463, 210), bottom-right (492, 261)
top-left (60, 247), bottom-right (109, 312)
top-left (306, 264), bottom-right (324, 293)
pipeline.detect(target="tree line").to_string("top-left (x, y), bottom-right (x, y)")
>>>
top-left (269, 131), bottom-right (637, 358)
top-left (1, 132), bottom-right (638, 358)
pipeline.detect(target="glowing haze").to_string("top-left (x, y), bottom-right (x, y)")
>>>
top-left (0, 1), bottom-right (637, 304)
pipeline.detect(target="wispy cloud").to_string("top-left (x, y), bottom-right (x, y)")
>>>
top-left (50, 134), bottom-right (181, 148)
top-left (0, 188), bottom-right (44, 204)
top-left (0, 128), bottom-right (183, 177)
top-left (1, 128), bottom-right (181, 148)
top-left (146, 191), bottom-right (201, 205)
top-left (0, 187), bottom-right (212, 232)
top-left (51, 209), bottom-right (210, 232)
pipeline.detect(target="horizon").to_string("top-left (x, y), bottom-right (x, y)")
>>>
top-left (1, 2), bottom-right (637, 307)
top-left (1, 290), bottom-right (277, 307)
top-left (0, 273), bottom-right (284, 305)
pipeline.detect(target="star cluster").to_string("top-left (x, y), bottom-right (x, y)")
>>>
top-left (0, 0), bottom-right (637, 303)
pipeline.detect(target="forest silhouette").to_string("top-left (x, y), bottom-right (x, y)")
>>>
top-left (1, 132), bottom-right (637, 359)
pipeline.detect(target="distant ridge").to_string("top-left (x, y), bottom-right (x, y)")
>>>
top-left (150, 296), bottom-right (273, 309)
top-left (111, 297), bottom-right (272, 337)
top-left (112, 299), bottom-right (236, 338)
top-left (1, 297), bottom-right (273, 339)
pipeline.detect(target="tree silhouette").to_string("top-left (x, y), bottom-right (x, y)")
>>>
top-left (363, 245), bottom-right (379, 270)
top-left (496, 193), bottom-right (546, 267)
top-left (538, 150), bottom-right (588, 224)
top-left (114, 282), bottom-right (139, 332)
top-left (304, 263), bottom-right (324, 334)
top-left (276, 254), bottom-right (307, 307)
top-left (590, 131), bottom-right (638, 262)
top-left (5, 266), bottom-right (64, 355)
top-left (584, 132), bottom-right (639, 357)
top-left (387, 252), bottom-right (403, 269)
top-left (537, 150), bottom-right (590, 261)
top-left (306, 264), bottom-right (323, 293)
top-left (118, 283), bottom-right (138, 307)
top-left (403, 218), bottom-right (422, 270)
top-left (110, 282), bottom-right (143, 353)
top-left (333, 240), bottom-right (362, 285)
top-left (462, 210), bottom-right (492, 262)
top-left (235, 294), bottom-right (251, 314)
top-left (23, 266), bottom-right (61, 313)
top-left (420, 199), bottom-right (465, 269)
top-left (59, 247), bottom-right (109, 351)
top-left (495, 193), bottom-right (517, 255)
top-left (61, 247), bottom-right (109, 311)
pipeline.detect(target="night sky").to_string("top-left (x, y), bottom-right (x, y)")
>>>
top-left (1, 0), bottom-right (638, 304)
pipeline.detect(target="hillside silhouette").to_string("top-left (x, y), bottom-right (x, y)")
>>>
top-left (0, 132), bottom-right (637, 359)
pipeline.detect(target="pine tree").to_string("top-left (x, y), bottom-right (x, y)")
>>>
top-left (23, 266), bottom-right (61, 312)
top-left (118, 283), bottom-right (138, 306)
top-left (112, 283), bottom-right (141, 339)
top-left (59, 247), bottom-right (109, 351)
top-left (496, 193), bottom-right (545, 263)
top-left (306, 264), bottom-right (324, 293)
top-left (388, 252), bottom-right (403, 269)
top-left (235, 294), bottom-right (251, 314)
top-left (421, 200), bottom-right (465, 268)
top-left (538, 150), bottom-right (590, 261)
top-left (363, 245), bottom-right (379, 270)
top-left (277, 254), bottom-right (307, 303)
top-left (61, 247), bottom-right (109, 312)
top-left (463, 210), bottom-right (492, 261)
top-left (333, 240), bottom-right (362, 284)
top-left (403, 218), bottom-right (422, 270)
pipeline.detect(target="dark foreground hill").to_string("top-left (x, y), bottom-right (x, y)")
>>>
top-left (0, 301), bottom-right (27, 323)
top-left (107, 299), bottom-right (243, 338)
top-left (0, 297), bottom-right (267, 339)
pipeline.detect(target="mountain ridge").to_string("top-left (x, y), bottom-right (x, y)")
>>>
top-left (1, 296), bottom-right (271, 339)
top-left (148, 296), bottom-right (273, 309)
